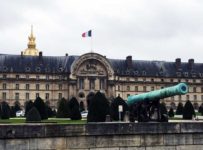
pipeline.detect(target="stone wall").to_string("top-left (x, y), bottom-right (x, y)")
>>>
top-left (0, 123), bottom-right (203, 150)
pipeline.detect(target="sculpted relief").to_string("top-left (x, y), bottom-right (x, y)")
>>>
top-left (77, 59), bottom-right (107, 76)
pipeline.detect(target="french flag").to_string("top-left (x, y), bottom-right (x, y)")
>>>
top-left (82, 30), bottom-right (92, 37)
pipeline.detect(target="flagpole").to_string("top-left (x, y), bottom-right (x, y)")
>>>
top-left (91, 30), bottom-right (93, 53)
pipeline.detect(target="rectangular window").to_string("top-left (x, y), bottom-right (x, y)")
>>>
top-left (26, 84), bottom-right (29, 90)
top-left (143, 86), bottom-right (146, 92)
top-left (16, 75), bottom-right (19, 79)
top-left (118, 85), bottom-right (120, 91)
top-left (179, 95), bottom-right (181, 101)
top-left (26, 75), bottom-right (29, 79)
top-left (2, 92), bottom-right (6, 100)
top-left (46, 75), bottom-right (49, 80)
top-left (36, 93), bottom-right (39, 98)
top-left (201, 87), bottom-right (203, 93)
top-left (89, 79), bottom-right (95, 89)
top-left (151, 86), bottom-right (155, 91)
top-left (26, 93), bottom-right (29, 100)
top-left (135, 86), bottom-right (138, 92)
top-left (36, 75), bottom-right (39, 80)
top-left (59, 84), bottom-right (62, 90)
top-left (45, 93), bottom-right (49, 100)
top-left (58, 93), bottom-right (62, 100)
top-left (186, 95), bottom-right (190, 101)
top-left (100, 79), bottom-right (105, 90)
top-left (15, 93), bottom-right (19, 100)
top-left (193, 87), bottom-right (196, 93)
top-left (194, 95), bottom-right (197, 101)
top-left (36, 84), bottom-right (40, 90)
top-left (79, 78), bottom-right (84, 89)
top-left (3, 83), bottom-right (6, 90)
top-left (127, 86), bottom-right (130, 91)
top-left (46, 84), bottom-right (49, 90)
top-left (16, 84), bottom-right (19, 90)
top-left (3, 74), bottom-right (7, 79)
top-left (201, 95), bottom-right (203, 102)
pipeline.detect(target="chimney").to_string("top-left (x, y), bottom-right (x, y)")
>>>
top-left (39, 51), bottom-right (43, 57)
top-left (65, 53), bottom-right (68, 56)
top-left (126, 56), bottom-right (132, 68)
top-left (21, 51), bottom-right (23, 57)
top-left (188, 59), bottom-right (194, 70)
top-left (175, 58), bottom-right (181, 70)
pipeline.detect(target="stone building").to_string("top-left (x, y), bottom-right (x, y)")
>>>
top-left (0, 29), bottom-right (203, 109)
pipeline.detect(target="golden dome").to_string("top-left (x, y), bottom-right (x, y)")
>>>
top-left (23, 25), bottom-right (39, 56)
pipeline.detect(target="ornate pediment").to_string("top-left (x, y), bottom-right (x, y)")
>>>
top-left (71, 53), bottom-right (114, 77)
top-left (78, 59), bottom-right (106, 76)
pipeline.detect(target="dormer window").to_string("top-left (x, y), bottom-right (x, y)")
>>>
top-left (3, 66), bottom-right (8, 72)
top-left (142, 71), bottom-right (146, 76)
top-left (35, 67), bottom-right (41, 72)
top-left (3, 74), bottom-right (7, 79)
top-left (25, 67), bottom-right (31, 72)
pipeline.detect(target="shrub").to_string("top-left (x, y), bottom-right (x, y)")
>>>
top-left (79, 101), bottom-right (85, 112)
top-left (25, 100), bottom-right (34, 117)
top-left (34, 97), bottom-right (48, 120)
top-left (69, 97), bottom-right (81, 120)
top-left (56, 98), bottom-right (70, 118)
top-left (160, 102), bottom-right (168, 115)
top-left (176, 102), bottom-right (183, 115)
top-left (10, 106), bottom-right (16, 117)
top-left (26, 107), bottom-right (41, 122)
top-left (14, 100), bottom-right (21, 113)
top-left (198, 103), bottom-right (203, 115)
top-left (193, 102), bottom-right (199, 110)
top-left (110, 96), bottom-right (129, 121)
top-left (168, 108), bottom-right (175, 118)
top-left (1, 101), bottom-right (11, 119)
top-left (46, 105), bottom-right (54, 117)
top-left (183, 100), bottom-right (195, 120)
top-left (86, 92), bottom-right (95, 110)
top-left (87, 91), bottom-right (110, 122)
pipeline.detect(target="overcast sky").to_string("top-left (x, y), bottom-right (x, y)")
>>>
top-left (1, 0), bottom-right (203, 62)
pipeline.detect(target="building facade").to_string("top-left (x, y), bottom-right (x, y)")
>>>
top-left (0, 30), bottom-right (203, 109)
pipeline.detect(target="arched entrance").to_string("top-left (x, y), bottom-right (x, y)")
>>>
top-left (70, 53), bottom-right (114, 109)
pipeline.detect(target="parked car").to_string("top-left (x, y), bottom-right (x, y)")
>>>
top-left (81, 111), bottom-right (88, 118)
top-left (16, 110), bottom-right (25, 117)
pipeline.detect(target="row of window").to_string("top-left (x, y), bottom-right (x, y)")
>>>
top-left (2, 92), bottom-right (63, 101)
top-left (2, 83), bottom-right (63, 90)
top-left (78, 78), bottom-right (106, 90)
top-left (118, 85), bottom-right (203, 93)
top-left (2, 74), bottom-right (66, 80)
top-left (124, 77), bottom-right (202, 83)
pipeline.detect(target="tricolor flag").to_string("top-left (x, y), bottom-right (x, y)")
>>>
top-left (82, 30), bottom-right (92, 37)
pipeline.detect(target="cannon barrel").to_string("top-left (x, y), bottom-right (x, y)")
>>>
top-left (127, 83), bottom-right (188, 106)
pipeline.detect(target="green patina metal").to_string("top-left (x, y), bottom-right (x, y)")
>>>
top-left (127, 83), bottom-right (188, 106)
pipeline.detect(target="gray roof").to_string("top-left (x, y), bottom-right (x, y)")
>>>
top-left (0, 54), bottom-right (203, 78)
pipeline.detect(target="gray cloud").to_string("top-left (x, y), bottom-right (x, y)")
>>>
top-left (0, 0), bottom-right (203, 62)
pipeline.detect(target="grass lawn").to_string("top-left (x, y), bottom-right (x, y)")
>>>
top-left (0, 118), bottom-right (87, 124)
